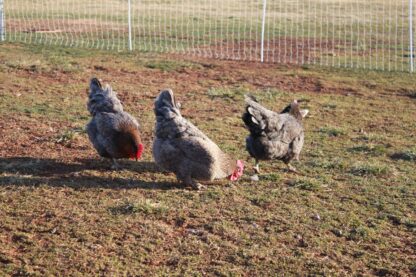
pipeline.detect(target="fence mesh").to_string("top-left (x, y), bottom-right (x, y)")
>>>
top-left (2, 0), bottom-right (415, 72)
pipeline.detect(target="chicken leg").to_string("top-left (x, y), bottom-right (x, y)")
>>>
top-left (111, 159), bottom-right (121, 170)
top-left (179, 175), bottom-right (206, 190)
top-left (253, 159), bottom-right (260, 174)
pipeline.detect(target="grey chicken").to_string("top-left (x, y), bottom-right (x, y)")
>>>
top-left (242, 95), bottom-right (308, 173)
top-left (152, 89), bottom-right (244, 190)
top-left (86, 78), bottom-right (143, 168)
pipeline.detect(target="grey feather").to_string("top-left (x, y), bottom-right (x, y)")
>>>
top-left (243, 96), bottom-right (306, 165)
top-left (87, 112), bottom-right (140, 159)
top-left (87, 78), bottom-right (123, 116)
top-left (153, 89), bottom-right (238, 185)
top-left (86, 78), bottom-right (142, 161)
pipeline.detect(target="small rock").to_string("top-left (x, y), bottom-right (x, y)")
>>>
top-left (91, 244), bottom-right (103, 250)
top-left (250, 174), bottom-right (259, 182)
top-left (358, 128), bottom-right (367, 135)
top-left (186, 228), bottom-right (204, 236)
top-left (312, 214), bottom-right (321, 221)
top-left (331, 229), bottom-right (343, 237)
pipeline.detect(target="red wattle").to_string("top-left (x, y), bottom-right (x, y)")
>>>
top-left (136, 143), bottom-right (144, 159)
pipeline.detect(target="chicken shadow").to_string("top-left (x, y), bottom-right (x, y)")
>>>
top-left (0, 157), bottom-right (179, 190)
top-left (75, 158), bottom-right (162, 174)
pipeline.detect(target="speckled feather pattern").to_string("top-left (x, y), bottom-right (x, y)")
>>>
top-left (243, 96), bottom-right (305, 164)
top-left (87, 78), bottom-right (123, 116)
top-left (153, 90), bottom-right (237, 184)
top-left (86, 78), bottom-right (141, 160)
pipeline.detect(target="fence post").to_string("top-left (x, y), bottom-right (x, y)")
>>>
top-left (0, 0), bottom-right (5, 42)
top-left (410, 0), bottom-right (414, 72)
top-left (128, 0), bottom-right (132, 51)
top-left (260, 0), bottom-right (267, 62)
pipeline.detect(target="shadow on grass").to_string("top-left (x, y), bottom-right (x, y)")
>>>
top-left (0, 157), bottom-right (178, 190)
top-left (75, 158), bottom-right (163, 173)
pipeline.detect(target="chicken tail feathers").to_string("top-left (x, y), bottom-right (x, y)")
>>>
top-left (90, 78), bottom-right (103, 92)
top-left (242, 108), bottom-right (261, 134)
top-left (87, 78), bottom-right (123, 116)
top-left (154, 89), bottom-right (181, 120)
top-left (280, 104), bottom-right (292, 114)
top-left (245, 94), bottom-right (258, 103)
top-left (288, 100), bottom-right (309, 121)
top-left (243, 95), bottom-right (269, 134)
top-left (281, 100), bottom-right (309, 120)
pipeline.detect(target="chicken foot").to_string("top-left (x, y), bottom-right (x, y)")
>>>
top-left (286, 163), bottom-right (298, 173)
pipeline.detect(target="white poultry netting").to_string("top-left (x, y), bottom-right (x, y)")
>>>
top-left (1, 0), bottom-right (415, 72)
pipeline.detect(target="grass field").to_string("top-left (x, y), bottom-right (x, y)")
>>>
top-left (0, 42), bottom-right (416, 276)
top-left (4, 0), bottom-right (414, 70)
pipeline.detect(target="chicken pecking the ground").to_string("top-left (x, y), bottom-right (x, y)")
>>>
top-left (152, 89), bottom-right (244, 190)
top-left (86, 78), bottom-right (143, 169)
top-left (242, 95), bottom-right (308, 174)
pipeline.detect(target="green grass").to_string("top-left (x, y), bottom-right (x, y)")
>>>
top-left (318, 126), bottom-right (346, 137)
top-left (348, 162), bottom-right (390, 177)
top-left (348, 144), bottom-right (388, 156)
top-left (0, 43), bottom-right (415, 276)
top-left (108, 200), bottom-right (169, 217)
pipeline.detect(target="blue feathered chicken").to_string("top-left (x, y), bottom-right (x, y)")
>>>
top-left (242, 95), bottom-right (308, 173)
top-left (86, 78), bottom-right (143, 169)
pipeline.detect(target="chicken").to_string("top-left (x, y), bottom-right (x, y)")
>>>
top-left (86, 78), bottom-right (143, 169)
top-left (242, 95), bottom-right (308, 173)
top-left (152, 89), bottom-right (244, 190)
